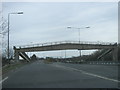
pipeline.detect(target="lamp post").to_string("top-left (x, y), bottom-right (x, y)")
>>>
top-left (8, 12), bottom-right (23, 64)
top-left (67, 26), bottom-right (90, 57)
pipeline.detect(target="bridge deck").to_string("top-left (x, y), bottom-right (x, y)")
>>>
top-left (16, 41), bottom-right (116, 48)
top-left (14, 41), bottom-right (117, 52)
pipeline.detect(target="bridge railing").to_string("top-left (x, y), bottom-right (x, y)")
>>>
top-left (15, 40), bottom-right (116, 49)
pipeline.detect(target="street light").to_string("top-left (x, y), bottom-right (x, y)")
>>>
top-left (67, 26), bottom-right (90, 57)
top-left (8, 11), bottom-right (23, 64)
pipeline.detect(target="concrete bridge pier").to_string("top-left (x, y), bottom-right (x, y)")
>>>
top-left (13, 46), bottom-right (19, 61)
top-left (13, 46), bottom-right (31, 62)
top-left (112, 48), bottom-right (118, 61)
top-left (14, 51), bottom-right (19, 61)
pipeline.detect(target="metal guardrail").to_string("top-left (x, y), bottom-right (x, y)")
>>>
top-left (87, 61), bottom-right (120, 65)
top-left (64, 61), bottom-right (120, 65)
top-left (15, 40), bottom-right (116, 49)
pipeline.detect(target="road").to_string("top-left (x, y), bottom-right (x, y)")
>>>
top-left (2, 60), bottom-right (119, 88)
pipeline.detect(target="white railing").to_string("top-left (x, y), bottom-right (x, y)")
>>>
top-left (15, 40), bottom-right (116, 49)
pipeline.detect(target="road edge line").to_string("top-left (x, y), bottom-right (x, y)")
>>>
top-left (0, 77), bottom-right (8, 84)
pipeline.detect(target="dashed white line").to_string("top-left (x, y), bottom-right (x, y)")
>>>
top-left (0, 77), bottom-right (8, 84)
top-left (53, 64), bottom-right (120, 83)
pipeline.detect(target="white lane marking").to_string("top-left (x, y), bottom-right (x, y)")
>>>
top-left (54, 64), bottom-right (120, 83)
top-left (82, 72), bottom-right (120, 83)
top-left (0, 77), bottom-right (8, 84)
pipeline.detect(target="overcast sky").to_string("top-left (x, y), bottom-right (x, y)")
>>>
top-left (2, 2), bottom-right (118, 58)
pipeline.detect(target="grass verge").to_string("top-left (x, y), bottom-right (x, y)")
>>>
top-left (2, 60), bottom-right (36, 75)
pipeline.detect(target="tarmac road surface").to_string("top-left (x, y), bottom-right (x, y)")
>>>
top-left (2, 60), bottom-right (119, 88)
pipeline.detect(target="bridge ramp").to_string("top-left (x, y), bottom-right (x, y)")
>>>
top-left (19, 52), bottom-right (30, 62)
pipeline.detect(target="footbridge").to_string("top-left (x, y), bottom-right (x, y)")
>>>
top-left (13, 41), bottom-right (118, 62)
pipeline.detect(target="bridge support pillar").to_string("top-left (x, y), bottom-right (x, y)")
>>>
top-left (15, 51), bottom-right (19, 61)
top-left (112, 48), bottom-right (118, 61)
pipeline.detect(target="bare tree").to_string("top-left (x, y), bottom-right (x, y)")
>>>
top-left (0, 11), bottom-right (8, 62)
top-left (0, 11), bottom-right (14, 65)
